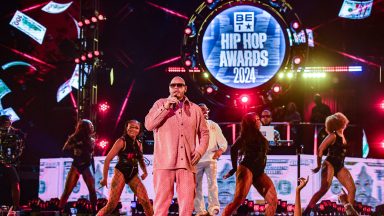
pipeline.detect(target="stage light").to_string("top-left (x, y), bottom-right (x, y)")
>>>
top-left (287, 72), bottom-right (294, 79)
top-left (94, 50), bottom-right (100, 56)
top-left (380, 100), bottom-right (384, 110)
top-left (78, 21), bottom-right (84, 27)
top-left (206, 0), bottom-right (219, 9)
top-left (203, 72), bottom-right (209, 78)
top-left (184, 59), bottom-right (192, 67)
top-left (184, 27), bottom-right (192, 35)
top-left (99, 102), bottom-right (110, 113)
top-left (381, 140), bottom-right (384, 148)
top-left (293, 56), bottom-right (301, 65)
top-left (81, 55), bottom-right (87, 61)
top-left (241, 95), bottom-right (249, 103)
top-left (206, 86), bottom-right (213, 94)
top-left (291, 21), bottom-right (300, 30)
top-left (97, 139), bottom-right (109, 149)
top-left (74, 58), bottom-right (80, 64)
top-left (272, 84), bottom-right (282, 93)
top-left (278, 73), bottom-right (284, 79)
top-left (84, 19), bottom-right (90, 25)
top-left (87, 52), bottom-right (93, 59)
top-left (184, 54), bottom-right (196, 68)
top-left (98, 14), bottom-right (105, 20)
top-left (91, 17), bottom-right (97, 23)
top-left (184, 23), bottom-right (196, 37)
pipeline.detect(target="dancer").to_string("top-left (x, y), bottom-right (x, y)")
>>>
top-left (194, 103), bottom-right (227, 216)
top-left (222, 112), bottom-right (277, 216)
top-left (59, 119), bottom-right (97, 210)
top-left (0, 115), bottom-right (25, 211)
top-left (97, 120), bottom-right (153, 216)
top-left (303, 112), bottom-right (355, 214)
top-left (145, 76), bottom-right (209, 216)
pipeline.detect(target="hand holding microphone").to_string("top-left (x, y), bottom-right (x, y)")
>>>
top-left (164, 94), bottom-right (178, 109)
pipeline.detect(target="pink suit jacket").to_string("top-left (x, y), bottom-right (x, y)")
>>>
top-left (145, 97), bottom-right (209, 173)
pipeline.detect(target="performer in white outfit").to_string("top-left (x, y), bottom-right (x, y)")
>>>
top-left (194, 103), bottom-right (228, 216)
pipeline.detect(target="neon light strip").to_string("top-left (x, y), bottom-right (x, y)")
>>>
top-left (2, 61), bottom-right (37, 71)
top-left (144, 56), bottom-right (181, 71)
top-left (115, 80), bottom-right (136, 130)
top-left (303, 66), bottom-right (362, 73)
top-left (0, 44), bottom-right (56, 69)
top-left (146, 1), bottom-right (188, 20)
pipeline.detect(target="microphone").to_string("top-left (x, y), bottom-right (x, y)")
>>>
top-left (170, 93), bottom-right (177, 109)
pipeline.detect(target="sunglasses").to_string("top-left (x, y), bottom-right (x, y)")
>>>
top-left (169, 83), bottom-right (185, 88)
top-left (261, 115), bottom-right (271, 118)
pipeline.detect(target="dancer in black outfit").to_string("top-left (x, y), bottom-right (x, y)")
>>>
top-left (0, 115), bottom-right (25, 211)
top-left (222, 112), bottom-right (277, 216)
top-left (59, 119), bottom-right (97, 210)
top-left (97, 120), bottom-right (153, 216)
top-left (303, 112), bottom-right (355, 214)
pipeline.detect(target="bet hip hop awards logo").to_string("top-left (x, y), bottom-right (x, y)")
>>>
top-left (234, 12), bottom-right (254, 32)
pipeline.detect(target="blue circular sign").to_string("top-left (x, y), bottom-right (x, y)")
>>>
top-left (201, 5), bottom-right (287, 89)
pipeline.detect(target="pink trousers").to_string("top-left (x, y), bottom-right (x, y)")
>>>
top-left (153, 169), bottom-right (196, 216)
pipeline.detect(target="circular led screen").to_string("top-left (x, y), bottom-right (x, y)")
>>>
top-left (201, 5), bottom-right (287, 89)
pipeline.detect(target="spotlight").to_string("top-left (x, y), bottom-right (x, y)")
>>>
top-left (97, 139), bottom-right (109, 149)
top-left (87, 52), bottom-right (93, 59)
top-left (206, 0), bottom-right (219, 9)
top-left (291, 21), bottom-right (300, 30)
top-left (184, 54), bottom-right (196, 68)
top-left (94, 50), bottom-right (100, 56)
top-left (184, 59), bottom-right (192, 67)
top-left (91, 17), bottom-right (97, 23)
top-left (84, 19), bottom-right (91, 25)
top-left (81, 55), bottom-right (87, 61)
top-left (98, 101), bottom-right (110, 113)
top-left (184, 27), bottom-right (192, 35)
top-left (74, 58), bottom-right (80, 64)
top-left (272, 84), bottom-right (282, 93)
top-left (97, 14), bottom-right (105, 20)
top-left (184, 23), bottom-right (196, 37)
top-left (206, 86), bottom-right (213, 94)
top-left (380, 100), bottom-right (384, 110)
top-left (203, 72), bottom-right (209, 78)
top-left (240, 95), bottom-right (249, 103)
top-left (293, 56), bottom-right (301, 65)
top-left (78, 21), bottom-right (84, 27)
top-left (204, 84), bottom-right (218, 95)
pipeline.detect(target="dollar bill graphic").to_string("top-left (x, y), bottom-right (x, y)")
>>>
top-left (338, 0), bottom-right (373, 19)
top-left (42, 1), bottom-right (73, 14)
top-left (9, 10), bottom-right (47, 44)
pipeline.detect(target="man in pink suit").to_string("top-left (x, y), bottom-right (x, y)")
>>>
top-left (145, 76), bottom-right (209, 216)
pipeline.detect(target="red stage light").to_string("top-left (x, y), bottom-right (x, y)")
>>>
top-left (84, 19), bottom-right (91, 25)
top-left (74, 58), bottom-right (80, 64)
top-left (184, 59), bottom-right (192, 67)
top-left (91, 17), bottom-right (97, 23)
top-left (291, 21), bottom-right (300, 30)
top-left (206, 0), bottom-right (214, 3)
top-left (78, 21), bottom-right (84, 27)
top-left (81, 55), bottom-right (87, 61)
top-left (87, 52), bottom-right (93, 59)
top-left (99, 102), bottom-right (110, 113)
top-left (98, 14), bottom-right (104, 20)
top-left (184, 27), bottom-right (192, 35)
top-left (380, 100), bottom-right (384, 110)
top-left (94, 50), bottom-right (100, 56)
top-left (272, 84), bottom-right (281, 93)
top-left (97, 139), bottom-right (109, 149)
top-left (381, 140), bottom-right (384, 148)
top-left (241, 96), bottom-right (249, 103)
top-left (294, 56), bottom-right (301, 65)
top-left (206, 86), bottom-right (213, 94)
